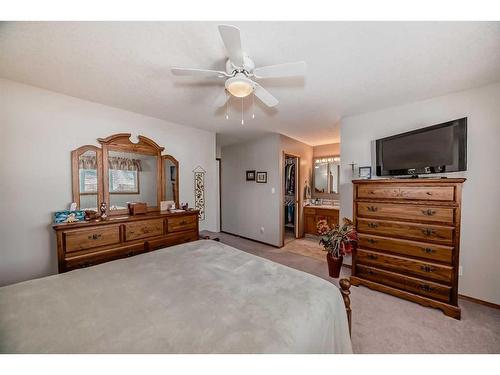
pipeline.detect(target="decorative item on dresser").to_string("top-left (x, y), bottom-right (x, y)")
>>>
top-left (54, 133), bottom-right (198, 272)
top-left (350, 178), bottom-right (466, 319)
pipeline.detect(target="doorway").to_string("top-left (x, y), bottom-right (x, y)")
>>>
top-left (283, 153), bottom-right (299, 245)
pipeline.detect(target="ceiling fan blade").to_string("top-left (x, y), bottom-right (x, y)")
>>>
top-left (254, 84), bottom-right (279, 107)
top-left (171, 67), bottom-right (226, 78)
top-left (253, 61), bottom-right (306, 79)
top-left (218, 24), bottom-right (244, 68)
top-left (214, 89), bottom-right (229, 107)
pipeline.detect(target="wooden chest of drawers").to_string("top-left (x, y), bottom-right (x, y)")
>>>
top-left (350, 178), bottom-right (465, 319)
top-left (53, 210), bottom-right (199, 272)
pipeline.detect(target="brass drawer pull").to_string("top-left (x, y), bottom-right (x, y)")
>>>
top-left (367, 254), bottom-right (378, 260)
top-left (423, 247), bottom-right (436, 254)
top-left (367, 238), bottom-right (377, 244)
top-left (420, 265), bottom-right (435, 273)
top-left (367, 269), bottom-right (375, 275)
top-left (422, 209), bottom-right (436, 216)
top-left (421, 228), bottom-right (435, 236)
top-left (367, 222), bottom-right (379, 228)
top-left (367, 206), bottom-right (378, 212)
top-left (419, 284), bottom-right (434, 292)
top-left (426, 191), bottom-right (433, 195)
top-left (88, 234), bottom-right (102, 240)
top-left (180, 220), bottom-right (187, 225)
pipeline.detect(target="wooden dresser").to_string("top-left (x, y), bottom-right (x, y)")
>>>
top-left (350, 178), bottom-right (465, 319)
top-left (53, 210), bottom-right (199, 272)
top-left (304, 206), bottom-right (340, 235)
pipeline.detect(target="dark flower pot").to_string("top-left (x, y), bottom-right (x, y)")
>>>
top-left (326, 253), bottom-right (343, 278)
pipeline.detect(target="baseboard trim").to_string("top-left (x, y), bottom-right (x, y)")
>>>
top-left (458, 294), bottom-right (500, 310)
top-left (220, 231), bottom-right (281, 248)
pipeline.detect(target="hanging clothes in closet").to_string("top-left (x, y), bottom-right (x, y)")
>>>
top-left (284, 160), bottom-right (296, 196)
top-left (284, 200), bottom-right (295, 225)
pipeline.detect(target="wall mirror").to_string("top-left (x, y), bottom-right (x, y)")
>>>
top-left (71, 133), bottom-right (180, 216)
top-left (71, 145), bottom-right (103, 210)
top-left (313, 156), bottom-right (340, 197)
top-left (162, 155), bottom-right (179, 208)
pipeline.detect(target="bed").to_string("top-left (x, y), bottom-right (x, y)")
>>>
top-left (0, 240), bottom-right (352, 353)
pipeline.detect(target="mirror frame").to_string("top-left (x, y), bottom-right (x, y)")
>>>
top-left (71, 145), bottom-right (103, 210)
top-left (98, 133), bottom-right (164, 216)
top-left (161, 155), bottom-right (180, 209)
top-left (312, 155), bottom-right (340, 198)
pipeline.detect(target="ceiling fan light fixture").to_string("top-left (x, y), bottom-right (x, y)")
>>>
top-left (225, 74), bottom-right (254, 98)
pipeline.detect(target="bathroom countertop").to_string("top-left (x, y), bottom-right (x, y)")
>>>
top-left (304, 205), bottom-right (340, 210)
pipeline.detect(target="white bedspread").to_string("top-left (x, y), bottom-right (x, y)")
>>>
top-left (0, 240), bottom-right (352, 353)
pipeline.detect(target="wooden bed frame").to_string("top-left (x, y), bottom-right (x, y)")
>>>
top-left (339, 278), bottom-right (352, 335)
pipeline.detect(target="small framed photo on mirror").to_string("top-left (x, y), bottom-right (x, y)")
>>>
top-left (246, 170), bottom-right (256, 181)
top-left (256, 171), bottom-right (267, 183)
top-left (358, 166), bottom-right (372, 179)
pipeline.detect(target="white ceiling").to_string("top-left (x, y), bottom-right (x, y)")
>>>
top-left (1, 21), bottom-right (499, 146)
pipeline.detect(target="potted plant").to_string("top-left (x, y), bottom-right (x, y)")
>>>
top-left (317, 217), bottom-right (358, 278)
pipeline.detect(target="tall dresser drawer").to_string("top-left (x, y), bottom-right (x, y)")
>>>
top-left (124, 219), bottom-right (164, 241)
top-left (357, 202), bottom-right (455, 224)
top-left (357, 249), bottom-right (453, 283)
top-left (357, 185), bottom-right (455, 201)
top-left (168, 215), bottom-right (197, 233)
top-left (356, 265), bottom-right (451, 302)
top-left (64, 225), bottom-right (121, 253)
top-left (358, 234), bottom-right (453, 263)
top-left (357, 218), bottom-right (454, 244)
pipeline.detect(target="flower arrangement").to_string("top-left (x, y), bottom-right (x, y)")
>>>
top-left (317, 217), bottom-right (358, 259)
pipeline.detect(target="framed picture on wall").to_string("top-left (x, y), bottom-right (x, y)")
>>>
top-left (358, 166), bottom-right (372, 179)
top-left (246, 170), bottom-right (256, 181)
top-left (256, 171), bottom-right (267, 183)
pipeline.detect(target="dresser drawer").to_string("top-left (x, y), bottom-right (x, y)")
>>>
top-left (357, 185), bottom-right (455, 201)
top-left (64, 225), bottom-right (121, 253)
top-left (356, 264), bottom-right (451, 302)
top-left (304, 207), bottom-right (316, 215)
top-left (167, 215), bottom-right (197, 233)
top-left (358, 234), bottom-right (453, 263)
top-left (357, 218), bottom-right (454, 244)
top-left (357, 202), bottom-right (455, 224)
top-left (357, 249), bottom-right (453, 283)
top-left (148, 231), bottom-right (198, 250)
top-left (124, 219), bottom-right (164, 241)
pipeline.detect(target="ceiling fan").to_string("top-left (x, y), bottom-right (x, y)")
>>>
top-left (171, 24), bottom-right (306, 108)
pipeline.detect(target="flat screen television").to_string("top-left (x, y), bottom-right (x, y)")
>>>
top-left (375, 118), bottom-right (467, 177)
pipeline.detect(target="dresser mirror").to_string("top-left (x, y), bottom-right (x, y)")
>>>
top-left (107, 150), bottom-right (158, 211)
top-left (162, 155), bottom-right (179, 208)
top-left (72, 133), bottom-right (177, 216)
top-left (71, 145), bottom-right (103, 210)
top-left (313, 155), bottom-right (340, 197)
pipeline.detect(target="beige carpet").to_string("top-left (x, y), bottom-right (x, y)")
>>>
top-left (203, 231), bottom-right (500, 354)
top-left (284, 236), bottom-right (326, 262)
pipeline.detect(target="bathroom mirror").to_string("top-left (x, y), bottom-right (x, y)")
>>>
top-left (71, 145), bottom-right (103, 210)
top-left (313, 155), bottom-right (340, 197)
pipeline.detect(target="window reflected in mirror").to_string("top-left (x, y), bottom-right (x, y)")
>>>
top-left (78, 150), bottom-right (98, 210)
top-left (108, 151), bottom-right (157, 211)
top-left (313, 156), bottom-right (340, 195)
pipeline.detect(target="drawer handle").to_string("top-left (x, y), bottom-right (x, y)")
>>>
top-left (421, 228), bottom-right (435, 236)
top-left (419, 284), bottom-right (434, 292)
top-left (426, 191), bottom-right (433, 196)
top-left (367, 238), bottom-right (377, 244)
top-left (367, 206), bottom-right (378, 212)
top-left (367, 222), bottom-right (378, 228)
top-left (422, 209), bottom-right (436, 216)
top-left (423, 247), bottom-right (436, 254)
top-left (367, 270), bottom-right (375, 275)
top-left (142, 228), bottom-right (152, 234)
top-left (367, 254), bottom-right (378, 260)
top-left (420, 265), bottom-right (435, 273)
top-left (179, 220), bottom-right (187, 225)
top-left (88, 234), bottom-right (102, 240)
